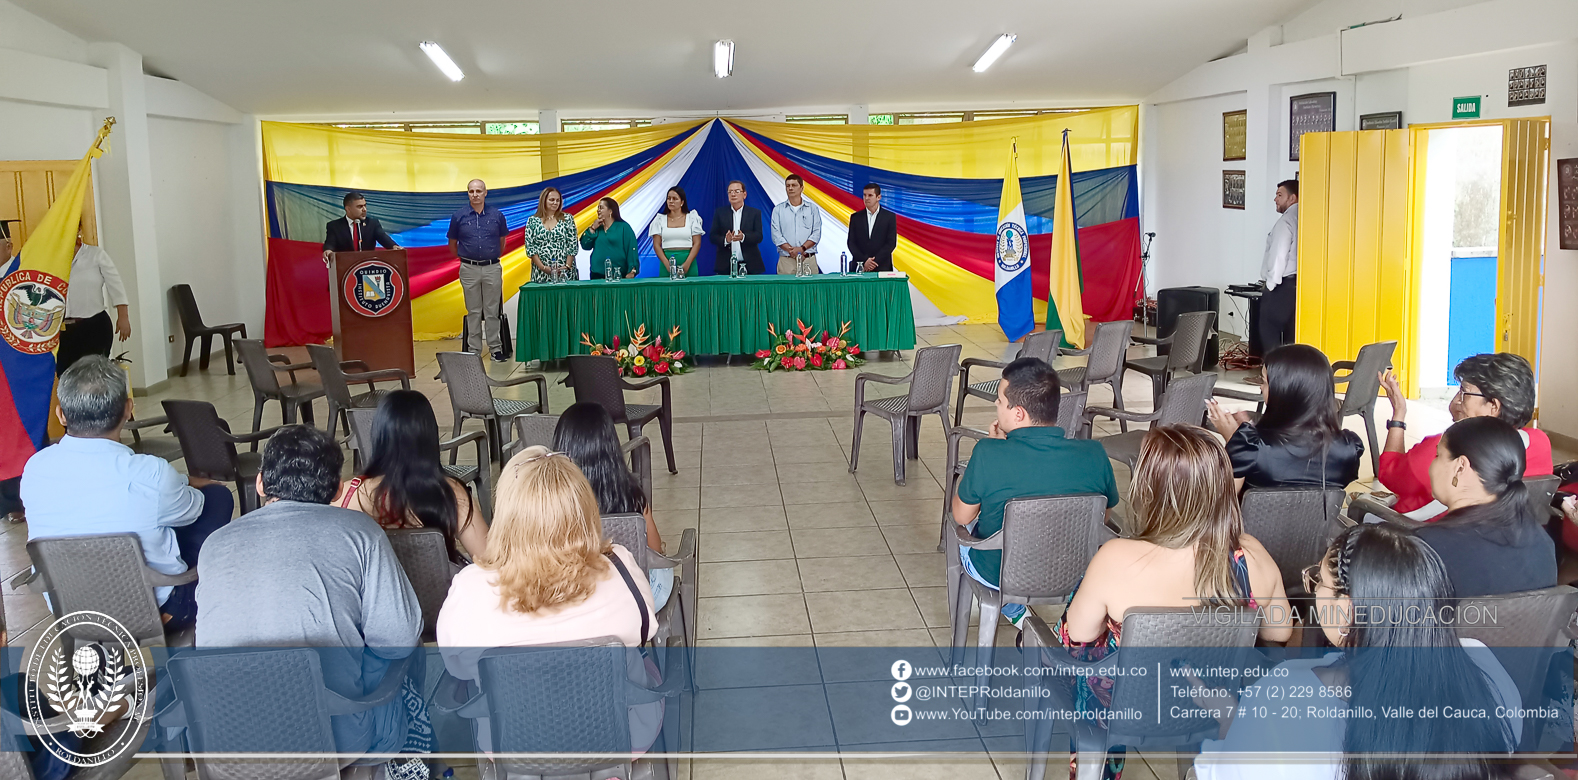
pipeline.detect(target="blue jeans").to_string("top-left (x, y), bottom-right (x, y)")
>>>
top-left (161, 484), bottom-right (236, 630)
top-left (958, 544), bottom-right (1025, 624)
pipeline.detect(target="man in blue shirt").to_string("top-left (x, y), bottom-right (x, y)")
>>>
top-left (21, 356), bottom-right (234, 629)
top-left (446, 178), bottom-right (511, 360)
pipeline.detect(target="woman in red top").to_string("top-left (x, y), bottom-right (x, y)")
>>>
top-left (1376, 352), bottom-right (1551, 521)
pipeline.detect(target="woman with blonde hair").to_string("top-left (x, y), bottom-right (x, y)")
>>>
top-left (1050, 424), bottom-right (1290, 780)
top-left (436, 446), bottom-right (659, 752)
top-left (524, 186), bottom-right (579, 283)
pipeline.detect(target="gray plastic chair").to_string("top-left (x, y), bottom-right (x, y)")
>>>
top-left (384, 528), bottom-right (457, 644)
top-left (162, 399), bottom-right (276, 514)
top-left (235, 339), bottom-right (321, 445)
top-left (849, 343), bottom-right (961, 485)
top-left (602, 513), bottom-right (698, 684)
top-left (18, 532), bottom-right (196, 648)
top-left (1022, 607), bottom-right (1260, 780)
top-left (565, 355), bottom-right (676, 475)
top-left (1085, 372), bottom-right (1218, 472)
top-left (1057, 319), bottom-right (1133, 431)
top-left (1457, 584), bottom-right (1578, 751)
top-left (172, 283), bottom-right (246, 376)
top-left (1124, 310), bottom-right (1217, 410)
top-left (508, 414), bottom-right (655, 506)
top-left (346, 407), bottom-right (492, 523)
top-left (953, 329), bottom-right (1063, 427)
top-left (947, 494), bottom-right (1113, 699)
top-left (438, 351), bottom-right (547, 464)
top-left (306, 344), bottom-right (410, 438)
top-left (1332, 340), bottom-right (1397, 476)
top-left (1239, 486), bottom-right (1344, 597)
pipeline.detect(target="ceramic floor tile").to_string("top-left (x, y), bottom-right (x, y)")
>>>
top-left (701, 483), bottom-right (784, 508)
top-left (652, 487), bottom-right (701, 510)
top-left (699, 530), bottom-right (794, 563)
top-left (791, 526), bottom-right (892, 558)
top-left (796, 555), bottom-right (906, 592)
top-left (701, 504), bottom-right (788, 533)
top-left (867, 499), bottom-right (943, 526)
top-left (697, 593), bottom-right (811, 639)
top-left (804, 588), bottom-right (925, 634)
top-left (880, 522), bottom-right (945, 556)
top-left (698, 559), bottom-right (804, 598)
top-left (893, 552), bottom-right (946, 589)
top-left (784, 502), bottom-right (877, 529)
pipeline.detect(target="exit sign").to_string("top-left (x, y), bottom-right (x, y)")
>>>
top-left (1453, 95), bottom-right (1482, 119)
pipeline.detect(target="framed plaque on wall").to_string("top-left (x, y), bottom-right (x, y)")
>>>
top-left (1223, 170), bottom-right (1246, 210)
top-left (1360, 111), bottom-right (1403, 130)
top-left (1223, 110), bottom-right (1247, 161)
top-left (1558, 158), bottom-right (1578, 251)
top-left (1289, 91), bottom-right (1337, 162)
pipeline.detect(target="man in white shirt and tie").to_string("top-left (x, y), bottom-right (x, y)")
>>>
top-left (56, 228), bottom-right (131, 376)
top-left (1257, 179), bottom-right (1299, 354)
top-left (846, 182), bottom-right (898, 272)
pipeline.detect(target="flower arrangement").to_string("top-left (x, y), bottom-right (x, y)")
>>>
top-left (581, 324), bottom-right (694, 377)
top-left (752, 319), bottom-right (865, 372)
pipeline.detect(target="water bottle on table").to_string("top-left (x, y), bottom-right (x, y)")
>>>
top-left (604, 259), bottom-right (615, 282)
top-left (840, 252), bottom-right (848, 276)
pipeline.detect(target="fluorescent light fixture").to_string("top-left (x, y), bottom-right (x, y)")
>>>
top-left (972, 34), bottom-right (1016, 73)
top-left (419, 41), bottom-right (465, 82)
top-left (714, 40), bottom-right (735, 78)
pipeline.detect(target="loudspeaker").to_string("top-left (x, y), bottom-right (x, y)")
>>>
top-left (1156, 286), bottom-right (1220, 368)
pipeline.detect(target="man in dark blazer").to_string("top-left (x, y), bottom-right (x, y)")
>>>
top-left (708, 180), bottom-right (765, 275)
top-left (322, 191), bottom-right (400, 263)
top-left (846, 182), bottom-right (898, 272)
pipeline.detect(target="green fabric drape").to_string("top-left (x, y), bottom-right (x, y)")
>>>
top-left (515, 275), bottom-right (918, 361)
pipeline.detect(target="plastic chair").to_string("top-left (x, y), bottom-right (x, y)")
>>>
top-left (1347, 474), bottom-right (1561, 527)
top-left (1457, 584), bottom-right (1578, 751)
top-left (437, 351), bottom-right (548, 464)
top-left (1239, 486), bottom-right (1344, 597)
top-left (1124, 310), bottom-right (1217, 410)
top-left (1333, 340), bottom-right (1397, 476)
top-left (384, 528), bottom-right (456, 644)
top-left (1056, 319), bottom-right (1133, 431)
top-left (155, 647), bottom-right (413, 780)
top-left (172, 283), bottom-right (247, 377)
top-left (1085, 372), bottom-right (1218, 472)
top-left (508, 414), bottom-right (655, 506)
top-left (566, 355), bottom-right (676, 474)
top-left (953, 329), bottom-right (1063, 427)
top-left (346, 408), bottom-right (492, 523)
top-left (235, 339), bottom-right (321, 446)
top-left (602, 513), bottom-right (698, 686)
top-left (849, 343), bottom-right (961, 485)
top-left (162, 399), bottom-right (276, 513)
top-left (13, 532), bottom-right (196, 648)
top-left (1022, 607), bottom-right (1260, 780)
top-left (306, 344), bottom-right (410, 438)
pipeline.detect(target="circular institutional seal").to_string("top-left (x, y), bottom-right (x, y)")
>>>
top-left (342, 259), bottom-right (405, 318)
top-left (23, 611), bottom-right (151, 768)
top-left (995, 222), bottom-right (1029, 274)
top-left (1, 268), bottom-right (70, 354)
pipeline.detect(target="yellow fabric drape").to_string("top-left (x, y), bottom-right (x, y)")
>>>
top-left (261, 120), bottom-right (705, 191)
top-left (730, 107), bottom-right (1137, 178)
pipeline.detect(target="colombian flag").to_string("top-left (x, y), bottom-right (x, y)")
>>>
top-left (1046, 129), bottom-right (1088, 349)
top-left (0, 121), bottom-right (110, 480)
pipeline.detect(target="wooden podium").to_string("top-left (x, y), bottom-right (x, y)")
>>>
top-left (328, 249), bottom-right (415, 375)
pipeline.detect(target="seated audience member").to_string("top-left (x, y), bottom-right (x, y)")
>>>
top-left (1193, 523), bottom-right (1521, 780)
top-left (1207, 343), bottom-right (1363, 490)
top-left (553, 402), bottom-right (672, 611)
top-left (22, 355), bottom-right (232, 630)
top-left (1413, 416), bottom-right (1556, 598)
top-left (336, 390), bottom-right (487, 563)
top-left (196, 425), bottom-right (429, 773)
top-left (952, 357), bottom-right (1120, 628)
top-left (1377, 352), bottom-right (1552, 520)
top-left (437, 446), bottom-right (660, 753)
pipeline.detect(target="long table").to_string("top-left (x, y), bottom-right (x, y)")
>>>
top-left (514, 274), bottom-right (917, 362)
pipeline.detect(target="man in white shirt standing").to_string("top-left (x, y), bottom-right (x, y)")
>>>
top-left (1257, 179), bottom-right (1299, 354)
top-left (770, 174), bottom-right (822, 275)
top-left (56, 229), bottom-right (131, 376)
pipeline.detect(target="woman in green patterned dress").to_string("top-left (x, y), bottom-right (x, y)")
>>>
top-left (524, 187), bottom-right (579, 283)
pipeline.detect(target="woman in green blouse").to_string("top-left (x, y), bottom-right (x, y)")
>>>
top-left (580, 197), bottom-right (639, 279)
top-left (525, 186), bottom-right (579, 283)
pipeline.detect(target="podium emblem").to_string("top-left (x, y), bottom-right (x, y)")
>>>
top-left (343, 259), bottom-right (405, 318)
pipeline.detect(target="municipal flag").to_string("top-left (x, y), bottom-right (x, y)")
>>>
top-left (994, 141), bottom-right (1033, 342)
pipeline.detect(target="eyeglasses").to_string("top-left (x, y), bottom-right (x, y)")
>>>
top-left (1454, 389), bottom-right (1490, 400)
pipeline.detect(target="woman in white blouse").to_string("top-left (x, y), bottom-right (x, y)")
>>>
top-left (649, 186), bottom-right (703, 277)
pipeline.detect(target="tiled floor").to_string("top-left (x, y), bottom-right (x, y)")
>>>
top-left (7, 323), bottom-right (1477, 780)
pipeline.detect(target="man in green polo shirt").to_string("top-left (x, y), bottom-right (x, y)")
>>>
top-left (952, 357), bottom-right (1119, 627)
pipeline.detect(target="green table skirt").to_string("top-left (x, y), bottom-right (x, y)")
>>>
top-left (515, 274), bottom-right (918, 362)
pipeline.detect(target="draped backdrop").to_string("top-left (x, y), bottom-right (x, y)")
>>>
top-left (261, 108), bottom-right (1141, 345)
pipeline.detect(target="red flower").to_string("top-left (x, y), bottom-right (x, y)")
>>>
top-left (672, 350), bottom-right (685, 359)
top-left (780, 356), bottom-right (793, 369)
top-left (633, 364), bottom-right (647, 376)
top-left (810, 353), bottom-right (823, 368)
top-left (612, 335), bottom-right (620, 348)
top-left (656, 361), bottom-right (670, 374)
top-left (848, 345), bottom-right (861, 355)
top-left (793, 356), bottom-right (806, 370)
top-left (755, 349), bottom-right (770, 359)
top-left (832, 358), bottom-right (848, 370)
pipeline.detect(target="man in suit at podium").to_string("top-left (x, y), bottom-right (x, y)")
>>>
top-left (321, 191), bottom-right (400, 263)
top-left (846, 183), bottom-right (898, 272)
top-left (708, 180), bottom-right (764, 275)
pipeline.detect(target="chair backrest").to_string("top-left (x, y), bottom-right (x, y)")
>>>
top-left (1104, 607), bottom-right (1259, 747)
top-left (233, 339), bottom-right (283, 395)
top-left (1057, 390), bottom-right (1088, 438)
top-left (1239, 486), bottom-right (1345, 595)
top-left (1017, 329), bottom-right (1063, 363)
top-left (1164, 311), bottom-right (1217, 373)
top-left (1155, 371), bottom-right (1218, 426)
top-left (28, 533), bottom-right (169, 647)
top-left (477, 641), bottom-right (635, 775)
top-left (566, 356), bottom-right (631, 421)
top-left (346, 407), bottom-right (376, 460)
top-left (171, 284), bottom-right (206, 334)
top-left (999, 494), bottom-right (1109, 603)
top-left (1337, 340), bottom-right (1397, 415)
top-left (162, 399), bottom-right (241, 481)
top-left (1456, 585), bottom-right (1578, 649)
top-left (513, 413), bottom-right (562, 452)
top-left (385, 528), bottom-right (455, 642)
top-left (1526, 474), bottom-right (1560, 521)
top-left (1081, 319), bottom-right (1134, 383)
top-left (305, 344), bottom-right (353, 407)
top-left (905, 343), bottom-right (962, 411)
top-left (601, 513), bottom-right (652, 573)
top-left (437, 351), bottom-right (499, 417)
top-left (168, 648), bottom-right (341, 780)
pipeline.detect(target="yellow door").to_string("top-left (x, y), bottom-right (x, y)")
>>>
top-left (0, 160), bottom-right (99, 245)
top-left (1495, 118), bottom-right (1550, 372)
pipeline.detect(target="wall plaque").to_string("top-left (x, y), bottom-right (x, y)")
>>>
top-left (1359, 111), bottom-right (1403, 130)
top-left (1558, 158), bottom-right (1578, 251)
top-left (1223, 170), bottom-right (1246, 210)
top-left (1223, 110), bottom-right (1247, 161)
top-left (1289, 92), bottom-right (1336, 162)
top-left (1508, 65), bottom-right (1547, 107)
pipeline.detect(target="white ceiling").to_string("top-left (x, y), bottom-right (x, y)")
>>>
top-left (16, 0), bottom-right (1319, 117)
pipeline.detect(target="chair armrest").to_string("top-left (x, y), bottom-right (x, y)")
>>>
top-left (440, 430), bottom-right (487, 452)
top-left (622, 435), bottom-right (651, 458)
top-left (948, 426), bottom-right (990, 445)
top-left (9, 566), bottom-right (39, 594)
top-left (1212, 387), bottom-right (1262, 403)
top-left (431, 670), bottom-right (481, 715)
top-left (489, 372), bottom-right (548, 390)
top-left (146, 567), bottom-right (199, 588)
top-left (651, 526), bottom-right (697, 571)
top-left (267, 355), bottom-right (313, 372)
top-left (1102, 515), bottom-right (1123, 539)
top-left (1130, 333), bottom-right (1171, 347)
top-left (1083, 405), bottom-right (1159, 425)
top-left (345, 368), bottom-right (411, 390)
top-left (1346, 495), bottom-right (1428, 529)
top-left (322, 653), bottom-right (413, 715)
top-left (621, 375), bottom-right (671, 392)
top-left (856, 372), bottom-right (912, 386)
top-left (959, 357), bottom-right (1007, 372)
top-left (339, 359), bottom-right (372, 372)
top-left (952, 524), bottom-right (1002, 551)
top-left (222, 425), bottom-right (282, 445)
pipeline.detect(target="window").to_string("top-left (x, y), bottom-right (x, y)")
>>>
top-left (562, 118), bottom-right (652, 132)
top-left (896, 112), bottom-right (965, 125)
top-left (869, 114), bottom-right (895, 125)
top-left (486, 122), bottom-right (539, 135)
top-left (786, 114), bottom-right (848, 125)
